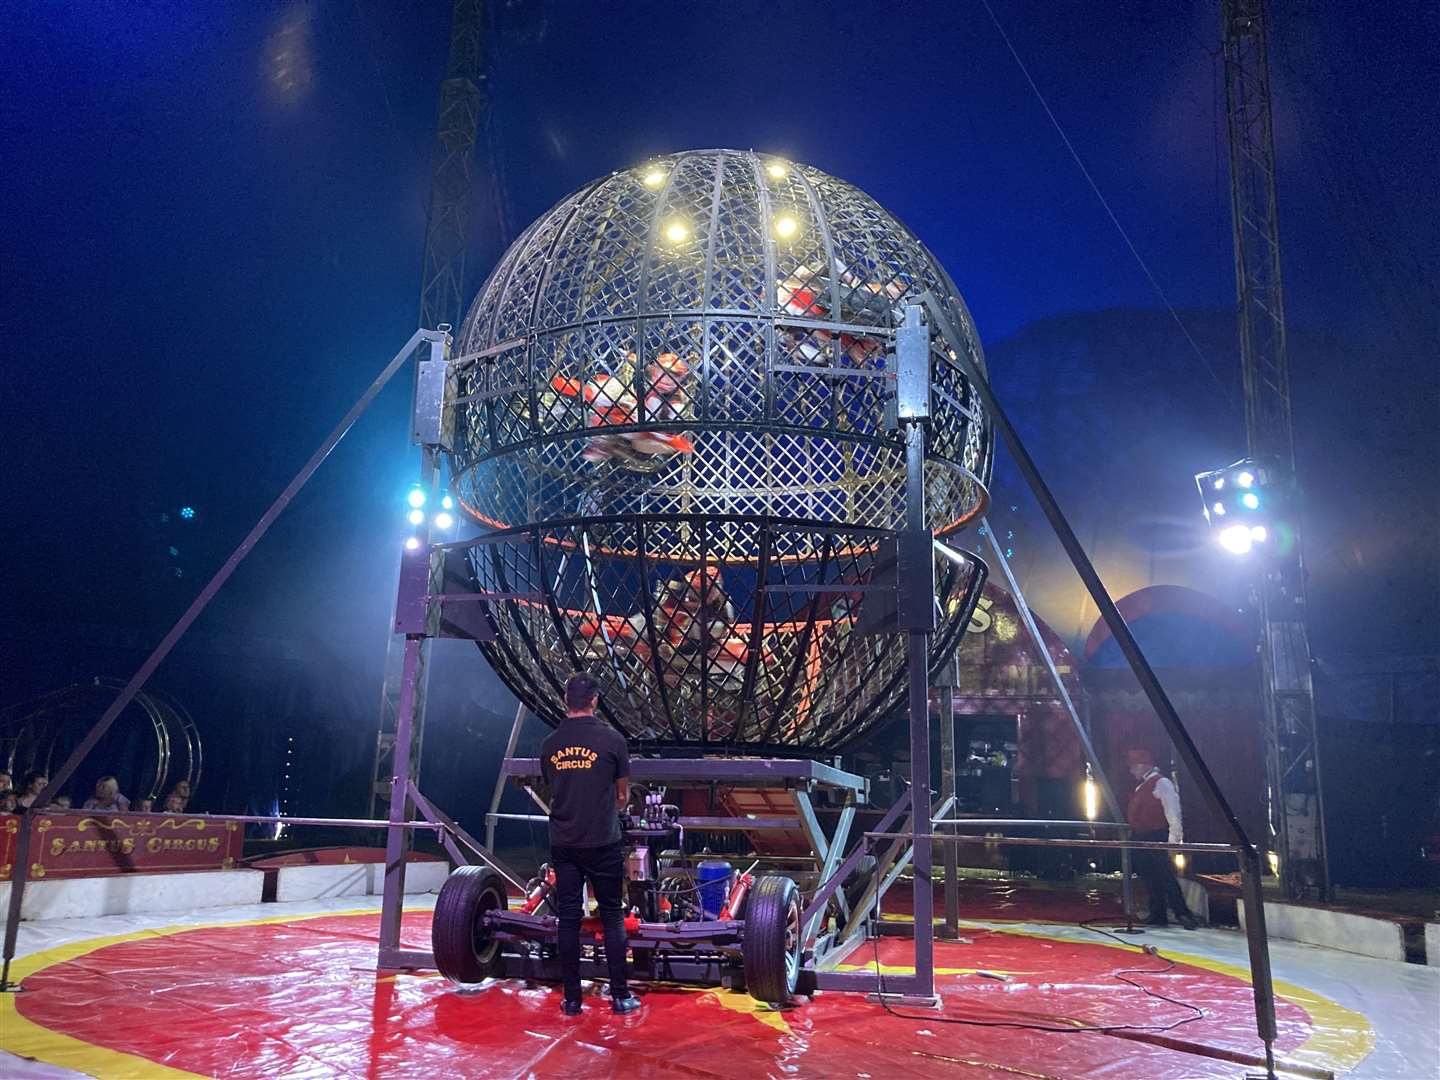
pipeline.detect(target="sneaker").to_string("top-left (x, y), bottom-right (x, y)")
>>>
top-left (561, 999), bottom-right (583, 1016)
top-left (611, 993), bottom-right (642, 1015)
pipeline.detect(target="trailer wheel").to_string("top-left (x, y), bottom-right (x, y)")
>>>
top-left (432, 866), bottom-right (507, 985)
top-left (743, 875), bottom-right (802, 1005)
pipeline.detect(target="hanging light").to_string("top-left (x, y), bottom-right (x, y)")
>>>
top-left (665, 219), bottom-right (689, 243)
top-left (775, 214), bottom-right (799, 239)
top-left (1082, 767), bottom-right (1099, 821)
top-left (642, 168), bottom-right (666, 188)
top-left (766, 162), bottom-right (787, 179)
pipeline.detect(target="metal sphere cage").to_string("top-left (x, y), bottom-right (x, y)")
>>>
top-left (449, 149), bottom-right (993, 752)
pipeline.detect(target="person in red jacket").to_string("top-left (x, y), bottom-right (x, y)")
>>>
top-left (1125, 748), bottom-right (1199, 929)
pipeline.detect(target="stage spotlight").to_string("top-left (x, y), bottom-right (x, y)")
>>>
top-left (435, 511), bottom-right (455, 530)
top-left (1250, 525), bottom-right (1268, 542)
top-left (775, 215), bottom-right (798, 239)
top-left (441, 494), bottom-right (454, 510)
top-left (179, 506), bottom-right (196, 520)
top-left (1212, 477), bottom-right (1224, 490)
top-left (1218, 524), bottom-right (1254, 555)
top-left (408, 508), bottom-right (425, 526)
top-left (642, 168), bottom-right (666, 188)
top-left (1212, 501), bottom-right (1226, 516)
top-left (1173, 853), bottom-right (1186, 871)
top-left (407, 487), bottom-right (426, 509)
top-left (665, 220), bottom-right (689, 243)
top-left (1237, 471), bottom-right (1255, 488)
top-left (405, 537), bottom-right (420, 551)
top-left (767, 162), bottom-right (787, 178)
top-left (1240, 491), bottom-right (1260, 510)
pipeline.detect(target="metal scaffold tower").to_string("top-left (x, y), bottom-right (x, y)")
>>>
top-left (1220, 0), bottom-right (1329, 900)
top-left (371, 0), bottom-right (489, 818)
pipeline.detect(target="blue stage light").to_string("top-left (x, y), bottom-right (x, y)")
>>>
top-left (1240, 492), bottom-right (1260, 510)
top-left (441, 494), bottom-right (454, 510)
top-left (407, 487), bottom-right (426, 509)
top-left (408, 509), bottom-right (425, 526)
top-left (179, 506), bottom-right (196, 520)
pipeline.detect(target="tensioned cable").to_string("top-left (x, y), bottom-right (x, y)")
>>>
top-left (978, 0), bottom-right (1238, 410)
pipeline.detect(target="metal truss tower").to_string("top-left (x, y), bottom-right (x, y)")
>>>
top-left (371, 0), bottom-right (489, 817)
top-left (1221, 0), bottom-right (1329, 899)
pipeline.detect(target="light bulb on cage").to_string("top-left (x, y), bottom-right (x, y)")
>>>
top-left (1082, 766), bottom-right (1099, 822)
top-left (1173, 853), bottom-right (1186, 871)
top-left (775, 214), bottom-right (799, 239)
top-left (766, 161), bottom-right (787, 178)
top-left (435, 511), bottom-right (455, 530)
top-left (404, 536), bottom-right (420, 552)
top-left (408, 508), bottom-right (425, 526)
top-left (406, 486), bottom-right (426, 509)
top-left (642, 168), bottom-right (666, 189)
top-left (664, 219), bottom-right (689, 243)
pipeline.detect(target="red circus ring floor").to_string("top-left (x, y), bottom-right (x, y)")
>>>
top-left (2, 901), bottom-right (1414, 1080)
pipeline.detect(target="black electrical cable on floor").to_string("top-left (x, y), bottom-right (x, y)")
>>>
top-left (869, 919), bottom-right (1206, 1035)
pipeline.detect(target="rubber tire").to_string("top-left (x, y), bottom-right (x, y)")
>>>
top-left (743, 875), bottom-right (802, 1005)
top-left (432, 866), bottom-right (507, 985)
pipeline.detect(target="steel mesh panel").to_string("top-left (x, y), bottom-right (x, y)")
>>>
top-left (448, 149), bottom-right (994, 751)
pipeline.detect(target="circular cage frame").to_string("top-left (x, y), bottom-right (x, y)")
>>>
top-left (448, 150), bottom-right (994, 753)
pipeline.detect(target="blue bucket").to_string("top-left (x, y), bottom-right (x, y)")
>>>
top-left (697, 859), bottom-right (733, 920)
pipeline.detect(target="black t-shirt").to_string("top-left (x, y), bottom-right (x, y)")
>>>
top-left (540, 714), bottom-right (631, 848)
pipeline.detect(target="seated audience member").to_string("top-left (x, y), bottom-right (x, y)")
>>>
top-left (53, 794), bottom-right (73, 810)
top-left (0, 792), bottom-right (17, 814)
top-left (168, 779), bottom-right (192, 811)
top-left (82, 776), bottom-right (131, 812)
top-left (162, 793), bottom-right (186, 813)
top-left (0, 771), bottom-right (12, 795)
top-left (135, 797), bottom-right (155, 812)
top-left (17, 772), bottom-right (49, 809)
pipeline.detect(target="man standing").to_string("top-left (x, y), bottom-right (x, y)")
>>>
top-left (540, 673), bottom-right (641, 1016)
top-left (1125, 748), bottom-right (1199, 929)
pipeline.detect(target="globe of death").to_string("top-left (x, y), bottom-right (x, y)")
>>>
top-left (449, 149), bottom-right (993, 753)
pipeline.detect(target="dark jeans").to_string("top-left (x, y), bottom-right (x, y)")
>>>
top-left (551, 841), bottom-right (629, 1001)
top-left (1133, 828), bottom-right (1193, 923)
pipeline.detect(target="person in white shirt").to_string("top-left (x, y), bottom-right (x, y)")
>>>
top-left (1125, 748), bottom-right (1198, 929)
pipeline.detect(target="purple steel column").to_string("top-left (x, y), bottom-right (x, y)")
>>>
top-left (377, 332), bottom-right (448, 966)
top-left (0, 328), bottom-right (434, 992)
top-left (378, 632), bottom-right (426, 958)
top-left (904, 421), bottom-right (935, 1000)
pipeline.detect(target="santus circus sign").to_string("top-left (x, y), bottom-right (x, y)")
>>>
top-left (0, 813), bottom-right (244, 880)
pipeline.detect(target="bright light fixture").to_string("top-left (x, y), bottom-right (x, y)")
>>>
top-left (408, 508), bottom-right (425, 526)
top-left (665, 220), bottom-right (689, 243)
top-left (1237, 471), bottom-right (1255, 488)
top-left (441, 494), bottom-right (455, 510)
top-left (1218, 524), bottom-right (1254, 554)
top-left (767, 162), bottom-right (787, 179)
top-left (774, 215), bottom-right (798, 239)
top-left (179, 506), bottom-right (196, 520)
top-left (642, 168), bottom-right (666, 188)
top-left (1240, 492), bottom-right (1260, 510)
top-left (1082, 777), bottom-right (1099, 821)
top-left (1250, 525), bottom-right (1268, 542)
top-left (407, 488), bottom-right (426, 509)
top-left (435, 511), bottom-right (455, 530)
top-left (404, 537), bottom-right (420, 551)
top-left (1173, 853), bottom-right (1186, 870)
top-left (1212, 501), bottom-right (1226, 516)
top-left (1212, 478), bottom-right (1224, 490)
